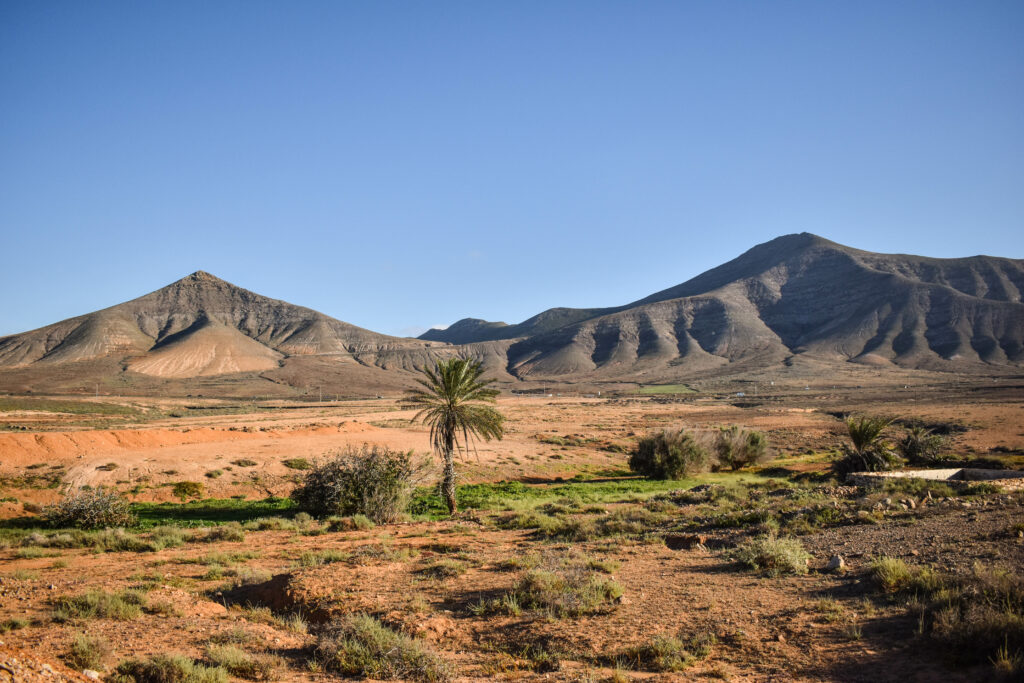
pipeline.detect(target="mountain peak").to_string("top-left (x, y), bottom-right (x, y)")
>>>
top-left (183, 270), bottom-right (225, 283)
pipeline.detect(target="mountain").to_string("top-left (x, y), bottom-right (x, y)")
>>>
top-left (423, 233), bottom-right (1024, 379)
top-left (499, 234), bottom-right (1024, 379)
top-left (0, 271), bottom-right (444, 396)
top-left (2, 235), bottom-right (1021, 396)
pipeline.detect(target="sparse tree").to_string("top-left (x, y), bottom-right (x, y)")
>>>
top-left (407, 358), bottom-right (505, 515)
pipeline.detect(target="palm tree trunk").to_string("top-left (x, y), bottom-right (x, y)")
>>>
top-left (442, 447), bottom-right (457, 515)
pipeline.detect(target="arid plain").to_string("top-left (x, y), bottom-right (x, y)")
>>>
top-left (1, 377), bottom-right (1022, 682)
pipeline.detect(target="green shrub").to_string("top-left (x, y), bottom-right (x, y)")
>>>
top-left (116, 654), bottom-right (228, 683)
top-left (282, 458), bottom-right (312, 470)
top-left (41, 488), bottom-right (136, 529)
top-left (232, 460), bottom-right (258, 468)
top-left (314, 614), bottom-right (451, 681)
top-left (172, 482), bottom-right (204, 501)
top-left (67, 633), bottom-right (111, 669)
top-left (714, 427), bottom-right (771, 471)
top-left (291, 445), bottom-right (424, 523)
top-left (735, 534), bottom-right (810, 577)
top-left (629, 428), bottom-right (710, 479)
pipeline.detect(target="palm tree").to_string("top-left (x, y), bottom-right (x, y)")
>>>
top-left (407, 358), bottom-right (505, 515)
top-left (843, 415), bottom-right (897, 472)
top-left (897, 425), bottom-right (946, 465)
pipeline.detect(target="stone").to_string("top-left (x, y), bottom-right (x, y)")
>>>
top-left (826, 555), bottom-right (845, 571)
top-left (83, 671), bottom-right (101, 680)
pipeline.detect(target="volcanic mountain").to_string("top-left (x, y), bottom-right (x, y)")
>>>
top-left (1, 235), bottom-right (1021, 396)
top-left (0, 271), bottom-right (464, 396)
top-left (424, 233), bottom-right (1024, 380)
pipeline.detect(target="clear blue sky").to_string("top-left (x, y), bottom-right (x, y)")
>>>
top-left (2, 1), bottom-right (1022, 338)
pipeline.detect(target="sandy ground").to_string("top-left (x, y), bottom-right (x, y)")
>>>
top-left (2, 386), bottom-right (1022, 509)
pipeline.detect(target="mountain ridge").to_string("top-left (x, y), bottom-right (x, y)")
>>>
top-left (1, 235), bottom-right (1021, 396)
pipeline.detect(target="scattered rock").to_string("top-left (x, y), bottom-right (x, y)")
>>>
top-left (82, 672), bottom-right (100, 681)
top-left (826, 555), bottom-right (845, 571)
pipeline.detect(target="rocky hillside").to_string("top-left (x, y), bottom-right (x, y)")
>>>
top-left (425, 233), bottom-right (1024, 379)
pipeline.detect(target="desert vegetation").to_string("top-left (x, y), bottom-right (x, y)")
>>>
top-left (0, 390), bottom-right (1021, 680)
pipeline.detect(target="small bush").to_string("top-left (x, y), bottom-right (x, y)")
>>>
top-left (629, 428), bottom-right (711, 479)
top-left (314, 614), bottom-right (451, 681)
top-left (298, 549), bottom-right (350, 567)
top-left (53, 589), bottom-right (145, 621)
top-left (714, 427), bottom-right (771, 470)
top-left (0, 618), bottom-right (28, 632)
top-left (870, 557), bottom-right (943, 595)
top-left (418, 559), bottom-right (467, 579)
top-left (896, 426), bottom-right (947, 465)
top-left (282, 458), bottom-right (312, 470)
top-left (232, 459), bottom-right (258, 468)
top-left (291, 445), bottom-right (424, 523)
top-left (512, 564), bottom-right (623, 617)
top-left (734, 534), bottom-right (810, 577)
top-left (620, 632), bottom-right (715, 672)
top-left (326, 514), bottom-right (376, 532)
top-left (194, 524), bottom-right (246, 543)
top-left (172, 482), bottom-right (204, 501)
top-left (41, 488), bottom-right (136, 529)
top-left (204, 645), bottom-right (281, 681)
top-left (116, 654), bottom-right (227, 683)
top-left (67, 633), bottom-right (111, 669)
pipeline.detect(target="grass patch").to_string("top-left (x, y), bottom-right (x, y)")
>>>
top-left (282, 458), bottom-right (311, 470)
top-left (116, 654), bottom-right (227, 683)
top-left (409, 478), bottom-right (696, 519)
top-left (131, 497), bottom-right (296, 528)
top-left (0, 618), bottom-right (28, 632)
top-left (53, 589), bottom-right (146, 621)
top-left (417, 558), bottom-right (467, 579)
top-left (617, 632), bottom-right (715, 672)
top-left (204, 645), bottom-right (281, 681)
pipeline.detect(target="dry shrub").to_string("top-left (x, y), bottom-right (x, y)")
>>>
top-left (714, 426), bottom-right (771, 470)
top-left (42, 488), bottom-right (136, 529)
top-left (291, 445), bottom-right (425, 523)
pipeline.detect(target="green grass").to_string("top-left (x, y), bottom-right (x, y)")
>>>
top-left (131, 497), bottom-right (297, 528)
top-left (408, 478), bottom-right (699, 518)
